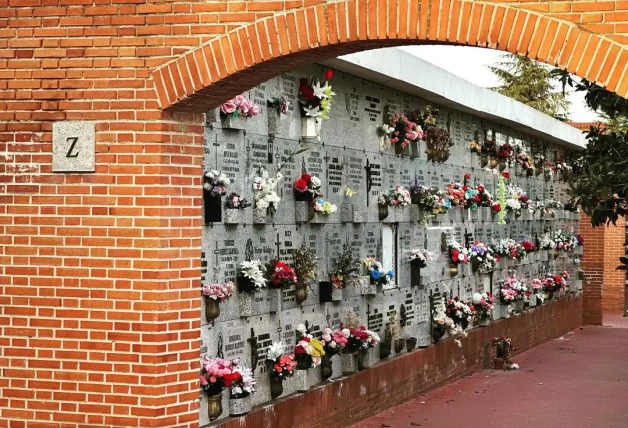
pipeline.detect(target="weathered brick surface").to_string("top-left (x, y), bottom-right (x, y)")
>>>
top-left (0, 1), bottom-right (624, 427)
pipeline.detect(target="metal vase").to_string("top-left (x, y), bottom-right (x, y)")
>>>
top-left (270, 376), bottom-right (283, 399)
top-left (205, 297), bottom-right (220, 323)
top-left (295, 284), bottom-right (308, 305)
top-left (207, 392), bottom-right (223, 421)
top-left (223, 208), bottom-right (240, 224)
top-left (341, 352), bottom-right (357, 375)
top-left (321, 356), bottom-right (333, 380)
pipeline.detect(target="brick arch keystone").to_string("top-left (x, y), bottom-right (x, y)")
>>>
top-left (151, 0), bottom-right (628, 112)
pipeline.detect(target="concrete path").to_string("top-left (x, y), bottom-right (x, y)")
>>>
top-left (348, 321), bottom-right (628, 428)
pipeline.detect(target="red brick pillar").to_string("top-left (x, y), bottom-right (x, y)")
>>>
top-left (580, 213), bottom-right (626, 324)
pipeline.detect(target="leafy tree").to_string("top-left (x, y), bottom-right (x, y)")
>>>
top-left (488, 54), bottom-right (570, 120)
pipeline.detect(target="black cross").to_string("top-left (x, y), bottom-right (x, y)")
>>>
top-left (464, 229), bottom-right (473, 248)
top-left (213, 135), bottom-right (220, 169)
top-left (365, 158), bottom-right (373, 207)
top-left (245, 138), bottom-right (251, 176)
top-left (267, 135), bottom-right (274, 164)
top-left (275, 232), bottom-right (281, 260)
top-left (276, 320), bottom-right (282, 341)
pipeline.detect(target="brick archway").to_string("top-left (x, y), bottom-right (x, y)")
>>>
top-left (150, 0), bottom-right (628, 112)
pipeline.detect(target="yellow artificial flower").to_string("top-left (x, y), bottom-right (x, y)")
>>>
top-left (309, 338), bottom-right (325, 357)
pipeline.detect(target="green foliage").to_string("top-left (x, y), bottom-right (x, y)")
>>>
top-left (568, 126), bottom-right (628, 227)
top-left (488, 54), bottom-right (570, 120)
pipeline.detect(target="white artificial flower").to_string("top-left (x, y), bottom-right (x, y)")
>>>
top-left (262, 170), bottom-right (269, 179)
top-left (342, 328), bottom-right (350, 338)
top-left (312, 81), bottom-right (326, 99)
top-left (458, 253), bottom-right (465, 261)
top-left (231, 386), bottom-right (242, 396)
top-left (296, 324), bottom-right (307, 334)
top-left (256, 199), bottom-right (269, 209)
top-left (472, 293), bottom-right (482, 304)
top-left (310, 176), bottom-right (322, 187)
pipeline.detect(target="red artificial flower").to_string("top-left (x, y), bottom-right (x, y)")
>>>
top-left (301, 173), bottom-right (312, 184)
top-left (501, 172), bottom-right (510, 179)
top-left (299, 84), bottom-right (316, 101)
top-left (492, 203), bottom-right (501, 212)
top-left (495, 254), bottom-right (501, 263)
top-left (473, 194), bottom-right (481, 202)
top-left (477, 185), bottom-right (484, 192)
top-left (223, 372), bottom-right (242, 387)
top-left (451, 249), bottom-right (460, 260)
top-left (462, 186), bottom-right (468, 191)
top-left (325, 69), bottom-right (334, 81)
top-left (294, 179), bottom-right (308, 193)
top-left (294, 345), bottom-right (306, 355)
top-left (519, 196), bottom-right (529, 203)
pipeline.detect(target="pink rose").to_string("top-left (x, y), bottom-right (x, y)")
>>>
top-left (220, 101), bottom-right (237, 114)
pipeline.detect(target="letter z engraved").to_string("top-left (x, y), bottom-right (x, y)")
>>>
top-left (66, 136), bottom-right (79, 158)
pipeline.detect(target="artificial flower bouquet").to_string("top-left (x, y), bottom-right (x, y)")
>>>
top-left (538, 232), bottom-right (556, 250)
top-left (469, 241), bottom-right (499, 272)
top-left (445, 296), bottom-right (473, 329)
top-left (543, 272), bottom-right (568, 293)
top-left (266, 342), bottom-right (297, 380)
top-left (497, 142), bottom-right (514, 160)
top-left (298, 70), bottom-right (335, 119)
top-left (294, 324), bottom-right (326, 369)
top-left (204, 170), bottom-right (230, 197)
top-left (470, 140), bottom-right (483, 154)
top-left (555, 157), bottom-right (572, 175)
top-left (377, 110), bottom-right (423, 149)
top-left (446, 181), bottom-right (466, 208)
top-left (516, 152), bottom-right (533, 170)
top-left (409, 248), bottom-right (433, 269)
top-left (313, 197), bottom-right (337, 215)
top-left (220, 95), bottom-right (261, 119)
top-left (492, 239), bottom-right (526, 261)
top-left (543, 160), bottom-right (556, 179)
top-left (530, 278), bottom-right (544, 294)
top-left (472, 291), bottom-right (495, 320)
top-left (226, 192), bottom-right (251, 210)
top-left (521, 240), bottom-right (537, 253)
top-left (378, 184), bottom-right (411, 207)
top-left (362, 256), bottom-right (394, 286)
top-left (253, 166), bottom-right (283, 216)
top-left (542, 200), bottom-right (564, 217)
top-left (432, 301), bottom-right (467, 345)
top-left (237, 260), bottom-right (267, 293)
top-left (448, 242), bottom-right (469, 264)
top-left (267, 96), bottom-right (290, 115)
top-left (266, 260), bottom-right (297, 289)
top-left (294, 172), bottom-right (322, 202)
top-left (491, 337), bottom-right (513, 367)
top-left (320, 327), bottom-right (348, 357)
top-left (329, 244), bottom-right (360, 289)
top-left (202, 281), bottom-right (236, 303)
top-left (410, 185), bottom-right (451, 223)
top-left (341, 325), bottom-right (380, 354)
top-left (200, 357), bottom-right (233, 397)
top-left (228, 359), bottom-right (256, 399)
top-left (500, 272), bottom-right (528, 303)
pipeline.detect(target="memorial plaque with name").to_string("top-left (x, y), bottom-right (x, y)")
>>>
top-left (368, 305), bottom-right (385, 334)
top-left (364, 94), bottom-right (382, 123)
top-left (402, 292), bottom-right (415, 326)
top-left (327, 149), bottom-right (345, 202)
top-left (345, 87), bottom-right (361, 123)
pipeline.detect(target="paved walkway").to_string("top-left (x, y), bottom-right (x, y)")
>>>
top-left (348, 320), bottom-right (628, 428)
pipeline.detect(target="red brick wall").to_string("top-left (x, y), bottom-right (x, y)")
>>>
top-left (214, 295), bottom-right (583, 428)
top-left (580, 213), bottom-right (625, 322)
top-left (0, 1), bottom-right (625, 427)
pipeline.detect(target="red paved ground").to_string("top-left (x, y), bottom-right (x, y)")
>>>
top-left (348, 323), bottom-right (628, 428)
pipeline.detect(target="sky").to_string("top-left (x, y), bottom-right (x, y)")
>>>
top-left (399, 45), bottom-right (600, 123)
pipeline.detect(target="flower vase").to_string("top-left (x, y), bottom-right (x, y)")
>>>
top-left (395, 142), bottom-right (411, 157)
top-left (406, 337), bottom-right (417, 352)
top-left (228, 395), bottom-right (251, 417)
top-left (301, 116), bottom-right (318, 139)
top-left (526, 167), bottom-right (534, 177)
top-left (294, 369), bottom-right (309, 392)
top-left (359, 275), bottom-right (376, 296)
top-left (488, 156), bottom-right (499, 170)
top-left (379, 339), bottom-right (392, 359)
top-left (426, 147), bottom-right (438, 162)
top-left (378, 204), bottom-right (389, 221)
top-left (410, 140), bottom-right (420, 159)
top-left (498, 159), bottom-right (507, 171)
top-left (207, 393), bottom-right (223, 421)
top-left (295, 284), bottom-right (308, 305)
top-left (479, 316), bottom-right (491, 327)
top-left (432, 325), bottom-right (446, 343)
top-left (331, 287), bottom-right (343, 302)
top-left (480, 154), bottom-right (489, 168)
top-left (341, 352), bottom-right (357, 375)
top-left (341, 203), bottom-right (354, 223)
top-left (239, 292), bottom-right (253, 318)
top-left (295, 200), bottom-right (311, 223)
top-left (310, 209), bottom-right (327, 224)
top-left (528, 294), bottom-right (537, 308)
top-left (493, 358), bottom-right (505, 370)
top-left (437, 149), bottom-right (450, 163)
top-left (394, 205), bottom-right (405, 222)
top-left (205, 297), bottom-right (220, 323)
top-left (449, 263), bottom-right (459, 277)
top-left (394, 339), bottom-right (404, 354)
top-left (321, 356), bottom-right (333, 380)
top-left (253, 208), bottom-right (267, 225)
top-left (221, 114), bottom-right (247, 130)
top-left (204, 193), bottom-right (222, 223)
top-left (514, 299), bottom-right (524, 313)
top-left (267, 109), bottom-right (281, 135)
top-left (270, 376), bottom-right (283, 399)
top-left (268, 288), bottom-right (281, 313)
top-left (223, 208), bottom-right (240, 225)
top-left (410, 263), bottom-right (422, 287)
top-left (361, 348), bottom-right (376, 369)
